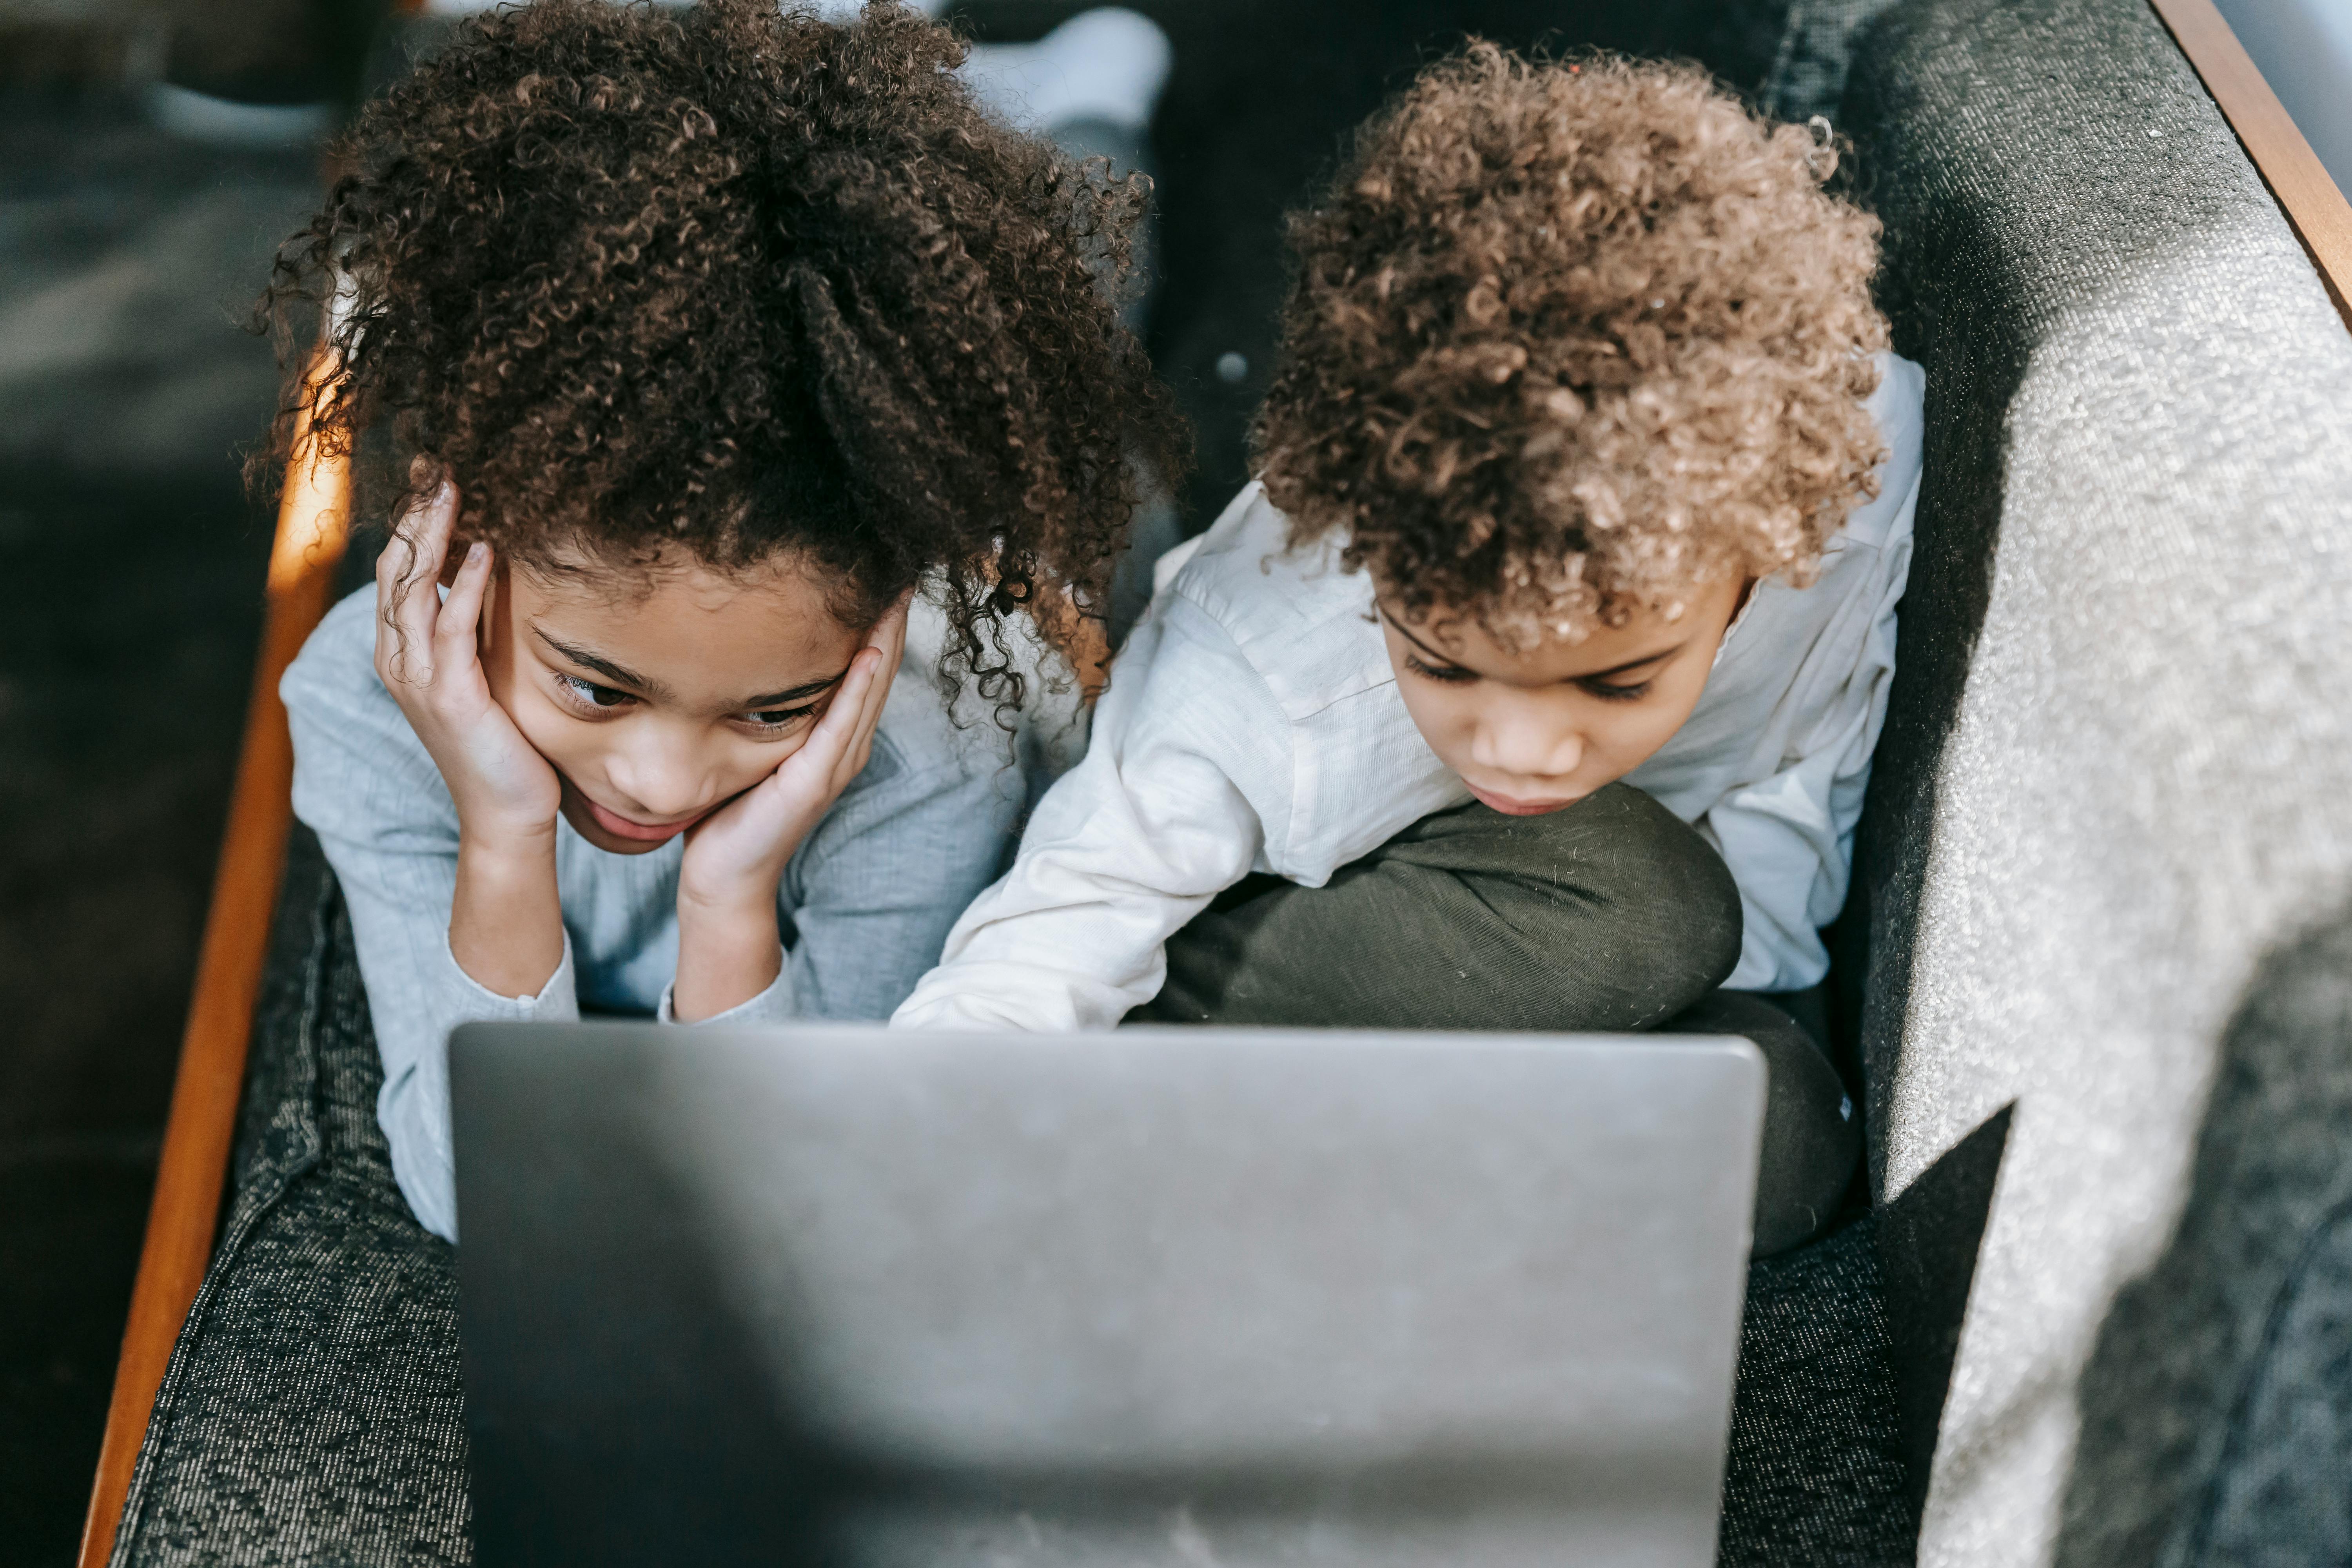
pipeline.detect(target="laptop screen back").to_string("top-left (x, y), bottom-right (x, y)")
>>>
top-left (452, 1022), bottom-right (1764, 1568)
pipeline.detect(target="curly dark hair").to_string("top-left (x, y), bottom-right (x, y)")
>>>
top-left (1252, 46), bottom-right (1889, 646)
top-left (256, 0), bottom-right (1187, 706)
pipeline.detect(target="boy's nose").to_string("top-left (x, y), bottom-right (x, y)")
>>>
top-left (1472, 717), bottom-right (1583, 781)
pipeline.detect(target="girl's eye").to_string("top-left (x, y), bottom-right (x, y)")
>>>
top-left (740, 705), bottom-right (817, 731)
top-left (1582, 679), bottom-right (1653, 704)
top-left (557, 674), bottom-right (633, 712)
top-left (1403, 653), bottom-right (1479, 686)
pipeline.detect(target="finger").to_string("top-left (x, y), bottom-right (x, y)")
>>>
top-left (852, 599), bottom-right (909, 732)
top-left (873, 592), bottom-right (913, 657)
top-left (837, 646), bottom-right (898, 792)
top-left (852, 633), bottom-right (897, 739)
top-left (375, 469), bottom-right (438, 596)
top-left (815, 602), bottom-right (905, 793)
top-left (375, 488), bottom-right (424, 639)
top-left (799, 646), bottom-right (882, 771)
top-left (435, 540), bottom-right (494, 673)
top-left (380, 482), bottom-right (456, 679)
top-left (395, 480), bottom-right (457, 592)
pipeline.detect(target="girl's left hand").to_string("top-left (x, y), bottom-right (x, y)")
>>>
top-left (670, 598), bottom-right (909, 1016)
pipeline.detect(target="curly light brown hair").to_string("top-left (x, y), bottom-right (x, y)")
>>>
top-left (257, 0), bottom-right (1186, 708)
top-left (1253, 45), bottom-right (1889, 645)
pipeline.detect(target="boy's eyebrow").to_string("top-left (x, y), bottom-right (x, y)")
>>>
top-left (531, 628), bottom-right (671, 703)
top-left (1376, 602), bottom-right (1473, 668)
top-left (1375, 601), bottom-right (1683, 682)
top-left (1574, 646), bottom-right (1686, 682)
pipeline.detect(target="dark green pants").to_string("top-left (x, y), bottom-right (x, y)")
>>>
top-left (1132, 783), bottom-right (1858, 1256)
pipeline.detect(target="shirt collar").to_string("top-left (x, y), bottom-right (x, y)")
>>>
top-left (1712, 577), bottom-right (1764, 670)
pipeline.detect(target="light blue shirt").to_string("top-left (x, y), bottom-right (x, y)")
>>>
top-left (284, 584), bottom-right (1080, 1240)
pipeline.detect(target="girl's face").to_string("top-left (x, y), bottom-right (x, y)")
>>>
top-left (479, 549), bottom-right (871, 856)
top-left (1376, 577), bottom-right (1749, 816)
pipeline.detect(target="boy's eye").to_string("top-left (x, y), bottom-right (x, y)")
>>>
top-left (1581, 678), bottom-right (1653, 703)
top-left (558, 674), bottom-right (633, 711)
top-left (1403, 653), bottom-right (1479, 685)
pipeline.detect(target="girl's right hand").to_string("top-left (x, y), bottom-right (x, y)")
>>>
top-left (375, 480), bottom-right (561, 853)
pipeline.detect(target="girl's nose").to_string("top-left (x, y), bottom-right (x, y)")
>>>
top-left (606, 731), bottom-right (714, 821)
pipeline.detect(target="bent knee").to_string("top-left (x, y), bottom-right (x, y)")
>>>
top-left (1526, 782), bottom-right (1743, 998)
top-left (1402, 783), bottom-right (1742, 1015)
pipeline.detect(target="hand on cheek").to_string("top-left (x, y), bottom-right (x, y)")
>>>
top-left (670, 596), bottom-right (909, 1020)
top-left (375, 479), bottom-right (566, 998)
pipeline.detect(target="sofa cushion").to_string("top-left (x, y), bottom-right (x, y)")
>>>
top-left (112, 833), bottom-right (1911, 1564)
top-left (109, 832), bottom-right (470, 1568)
top-left (1838, 0), bottom-right (2352, 1559)
top-left (1720, 1214), bottom-right (1915, 1566)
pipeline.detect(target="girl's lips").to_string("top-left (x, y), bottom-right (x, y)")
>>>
top-left (1466, 782), bottom-right (1580, 817)
top-left (583, 796), bottom-right (711, 844)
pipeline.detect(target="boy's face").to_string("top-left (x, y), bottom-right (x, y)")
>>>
top-left (478, 548), bottom-right (869, 856)
top-left (1375, 577), bottom-right (1750, 816)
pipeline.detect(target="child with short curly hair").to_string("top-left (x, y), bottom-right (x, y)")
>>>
top-left (271, 0), bottom-right (1184, 1241)
top-left (898, 47), bottom-right (1924, 1253)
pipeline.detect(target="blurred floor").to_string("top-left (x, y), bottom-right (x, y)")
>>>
top-left (0, 94), bottom-right (318, 1566)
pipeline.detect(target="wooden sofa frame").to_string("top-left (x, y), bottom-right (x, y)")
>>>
top-left (72, 3), bottom-right (2352, 1563)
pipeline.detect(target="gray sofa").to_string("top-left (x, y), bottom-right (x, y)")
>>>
top-left (1843, 0), bottom-right (2352, 1560)
top-left (107, 0), bottom-right (2352, 1561)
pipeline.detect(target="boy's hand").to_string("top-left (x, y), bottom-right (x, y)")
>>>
top-left (670, 596), bottom-right (909, 1019)
top-left (374, 481), bottom-right (561, 855)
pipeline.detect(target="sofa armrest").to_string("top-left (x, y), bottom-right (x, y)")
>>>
top-left (2152, 0), bottom-right (2352, 325)
top-left (1840, 0), bottom-right (2352, 1558)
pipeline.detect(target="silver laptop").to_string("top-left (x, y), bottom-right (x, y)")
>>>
top-left (450, 1022), bottom-right (1765, 1568)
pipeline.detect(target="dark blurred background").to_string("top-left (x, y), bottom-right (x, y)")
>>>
top-left (0, 0), bottom-right (1773, 1559)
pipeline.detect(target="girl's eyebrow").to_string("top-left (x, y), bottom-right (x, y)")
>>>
top-left (535, 625), bottom-right (849, 712)
top-left (533, 627), bottom-right (666, 701)
top-left (738, 669), bottom-right (849, 710)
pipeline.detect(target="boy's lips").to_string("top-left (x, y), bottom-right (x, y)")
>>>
top-left (583, 796), bottom-right (712, 843)
top-left (1466, 782), bottom-right (1580, 817)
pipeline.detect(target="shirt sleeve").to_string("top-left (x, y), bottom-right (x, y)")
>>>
top-left (1705, 468), bottom-right (1918, 992)
top-left (282, 601), bottom-right (580, 1244)
top-left (779, 724), bottom-right (1042, 1020)
top-left (892, 598), bottom-right (1291, 1030)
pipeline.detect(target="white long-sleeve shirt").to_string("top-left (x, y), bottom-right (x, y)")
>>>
top-left (895, 352), bottom-right (1924, 1028)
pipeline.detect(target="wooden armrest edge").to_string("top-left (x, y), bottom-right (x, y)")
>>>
top-left (2149, 0), bottom-right (2352, 331)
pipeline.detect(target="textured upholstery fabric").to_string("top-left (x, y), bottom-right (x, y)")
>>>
top-left (1719, 1216), bottom-right (1913, 1566)
top-left (1840, 0), bottom-right (2352, 1563)
top-left (2060, 909), bottom-right (2352, 1567)
top-left (111, 831), bottom-right (471, 1568)
top-left (1764, 0), bottom-right (1910, 121)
